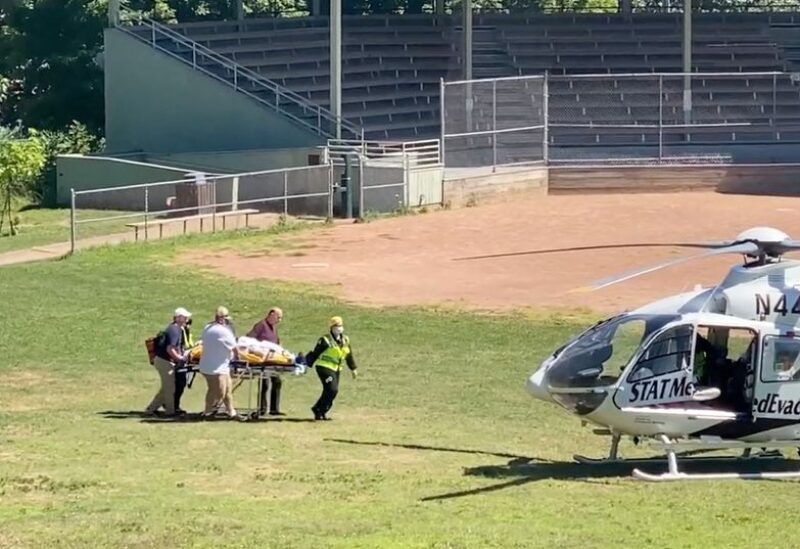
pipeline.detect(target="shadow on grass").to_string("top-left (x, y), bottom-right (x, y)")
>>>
top-left (452, 242), bottom-right (714, 262)
top-left (422, 455), bottom-right (800, 501)
top-left (326, 438), bottom-right (536, 460)
top-left (98, 410), bottom-right (316, 424)
top-left (327, 438), bottom-right (800, 500)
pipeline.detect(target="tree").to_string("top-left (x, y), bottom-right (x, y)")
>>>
top-left (0, 128), bottom-right (45, 236)
top-left (0, 74), bottom-right (9, 106)
top-left (0, 0), bottom-right (105, 133)
top-left (248, 0), bottom-right (306, 17)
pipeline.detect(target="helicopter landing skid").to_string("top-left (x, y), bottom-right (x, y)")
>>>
top-left (574, 434), bottom-right (785, 467)
top-left (632, 436), bottom-right (800, 482)
top-left (573, 433), bottom-right (624, 464)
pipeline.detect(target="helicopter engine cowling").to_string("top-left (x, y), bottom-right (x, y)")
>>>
top-left (721, 263), bottom-right (800, 323)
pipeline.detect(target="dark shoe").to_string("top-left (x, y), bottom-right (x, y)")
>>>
top-left (175, 409), bottom-right (187, 416)
top-left (269, 411), bottom-right (286, 416)
top-left (312, 407), bottom-right (323, 420)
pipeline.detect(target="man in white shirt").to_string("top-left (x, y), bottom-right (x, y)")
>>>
top-left (199, 306), bottom-right (240, 419)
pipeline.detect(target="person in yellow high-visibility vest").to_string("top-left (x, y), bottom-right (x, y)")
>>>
top-left (307, 316), bottom-right (357, 420)
top-left (173, 317), bottom-right (196, 415)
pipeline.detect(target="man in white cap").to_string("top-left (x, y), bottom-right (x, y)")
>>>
top-left (146, 307), bottom-right (191, 416)
top-left (199, 306), bottom-right (240, 419)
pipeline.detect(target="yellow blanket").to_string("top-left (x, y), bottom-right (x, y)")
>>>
top-left (187, 343), bottom-right (294, 366)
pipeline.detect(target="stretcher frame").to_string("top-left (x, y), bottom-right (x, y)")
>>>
top-left (182, 360), bottom-right (301, 420)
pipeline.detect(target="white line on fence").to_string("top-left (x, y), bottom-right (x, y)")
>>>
top-left (443, 124), bottom-right (546, 139)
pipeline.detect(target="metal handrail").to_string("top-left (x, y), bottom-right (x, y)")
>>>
top-left (328, 138), bottom-right (441, 166)
top-left (116, 15), bottom-right (362, 139)
top-left (73, 164), bottom-right (330, 196)
top-left (445, 71), bottom-right (788, 87)
top-left (147, 20), bottom-right (320, 110)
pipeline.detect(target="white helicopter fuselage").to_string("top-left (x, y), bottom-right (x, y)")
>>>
top-left (527, 258), bottom-right (800, 442)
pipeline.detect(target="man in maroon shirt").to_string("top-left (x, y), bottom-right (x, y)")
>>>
top-left (247, 307), bottom-right (284, 416)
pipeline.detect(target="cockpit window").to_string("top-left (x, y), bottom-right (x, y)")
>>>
top-left (627, 325), bottom-right (693, 382)
top-left (543, 314), bottom-right (678, 416)
top-left (546, 314), bottom-right (676, 390)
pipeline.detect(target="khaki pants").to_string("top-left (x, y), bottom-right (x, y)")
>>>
top-left (203, 373), bottom-right (236, 416)
top-left (146, 357), bottom-right (176, 415)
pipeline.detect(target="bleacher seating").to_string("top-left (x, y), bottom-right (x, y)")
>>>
top-left (132, 12), bottom-right (800, 147)
top-left (167, 15), bottom-right (456, 139)
top-left (473, 13), bottom-right (800, 151)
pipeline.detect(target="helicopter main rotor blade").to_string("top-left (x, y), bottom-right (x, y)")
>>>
top-left (774, 240), bottom-right (800, 253)
top-left (452, 241), bottom-right (733, 262)
top-left (570, 242), bottom-right (761, 293)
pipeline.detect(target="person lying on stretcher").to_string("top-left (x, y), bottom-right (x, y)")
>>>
top-left (186, 336), bottom-right (305, 373)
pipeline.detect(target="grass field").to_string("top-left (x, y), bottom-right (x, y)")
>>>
top-left (3, 223), bottom-right (800, 548)
top-left (0, 205), bottom-right (135, 255)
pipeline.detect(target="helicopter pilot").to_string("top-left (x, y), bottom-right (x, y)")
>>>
top-left (774, 348), bottom-right (800, 381)
top-left (695, 332), bottom-right (759, 411)
top-left (692, 334), bottom-right (717, 386)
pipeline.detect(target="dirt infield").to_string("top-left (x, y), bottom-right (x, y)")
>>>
top-left (183, 192), bottom-right (800, 314)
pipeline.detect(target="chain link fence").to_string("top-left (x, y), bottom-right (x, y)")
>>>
top-left (441, 76), bottom-right (547, 169)
top-left (442, 71), bottom-right (800, 167)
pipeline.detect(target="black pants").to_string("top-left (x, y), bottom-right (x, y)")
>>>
top-left (312, 366), bottom-right (340, 417)
top-left (258, 375), bottom-right (282, 414)
top-left (174, 367), bottom-right (187, 412)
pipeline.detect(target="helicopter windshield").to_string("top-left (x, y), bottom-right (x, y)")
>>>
top-left (546, 314), bottom-right (680, 392)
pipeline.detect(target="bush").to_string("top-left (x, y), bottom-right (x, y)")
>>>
top-left (0, 128), bottom-right (46, 235)
top-left (36, 121), bottom-right (104, 206)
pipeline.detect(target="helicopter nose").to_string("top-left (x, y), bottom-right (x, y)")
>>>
top-left (526, 364), bottom-right (555, 403)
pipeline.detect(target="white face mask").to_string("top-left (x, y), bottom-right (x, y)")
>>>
top-left (331, 326), bottom-right (343, 337)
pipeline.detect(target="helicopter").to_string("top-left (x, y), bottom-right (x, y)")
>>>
top-left (514, 226), bottom-right (800, 481)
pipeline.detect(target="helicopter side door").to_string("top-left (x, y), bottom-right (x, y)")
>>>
top-left (614, 324), bottom-right (697, 408)
top-left (613, 322), bottom-right (758, 409)
top-left (753, 334), bottom-right (800, 420)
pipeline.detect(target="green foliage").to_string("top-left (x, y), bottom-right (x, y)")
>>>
top-left (36, 121), bottom-right (104, 205)
top-left (0, 0), bottom-right (105, 132)
top-left (0, 74), bottom-right (9, 107)
top-left (0, 128), bottom-right (46, 235)
top-left (248, 0), bottom-right (309, 16)
top-left (122, 0), bottom-right (179, 22)
top-left (123, 0), bottom-right (310, 21)
top-left (0, 129), bottom-right (46, 200)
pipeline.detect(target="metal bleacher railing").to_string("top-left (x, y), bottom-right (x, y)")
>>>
top-left (115, 11), bottom-right (363, 141)
top-left (327, 139), bottom-right (442, 167)
top-left (473, 0), bottom-right (800, 14)
top-left (441, 71), bottom-right (800, 169)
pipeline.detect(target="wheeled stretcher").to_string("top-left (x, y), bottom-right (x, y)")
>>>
top-left (182, 337), bottom-right (307, 419)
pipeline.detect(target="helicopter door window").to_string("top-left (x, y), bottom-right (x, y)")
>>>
top-left (628, 325), bottom-right (693, 382)
top-left (754, 336), bottom-right (800, 421)
top-left (761, 337), bottom-right (800, 382)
